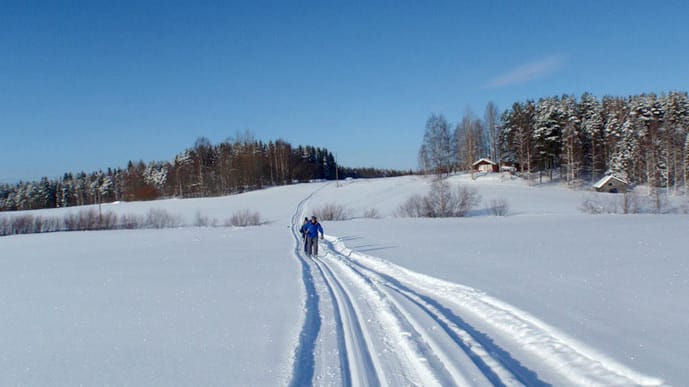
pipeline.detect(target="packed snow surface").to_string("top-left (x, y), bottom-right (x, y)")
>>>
top-left (1, 174), bottom-right (687, 386)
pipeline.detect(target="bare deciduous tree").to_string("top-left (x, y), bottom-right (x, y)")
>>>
top-left (419, 114), bottom-right (454, 176)
top-left (485, 101), bottom-right (501, 163)
top-left (397, 180), bottom-right (480, 218)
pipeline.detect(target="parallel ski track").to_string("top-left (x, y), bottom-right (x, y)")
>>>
top-left (312, 257), bottom-right (382, 386)
top-left (287, 193), bottom-right (322, 387)
top-left (289, 188), bottom-right (663, 387)
top-left (290, 185), bottom-right (365, 387)
top-left (325, 245), bottom-right (550, 387)
top-left (319, 241), bottom-right (540, 387)
top-left (289, 187), bottom-right (385, 387)
top-left (315, 254), bottom-right (465, 386)
top-left (322, 236), bottom-right (665, 387)
top-left (290, 188), bottom-right (536, 386)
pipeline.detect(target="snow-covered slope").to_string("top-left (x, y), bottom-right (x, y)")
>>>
top-left (1, 175), bottom-right (686, 385)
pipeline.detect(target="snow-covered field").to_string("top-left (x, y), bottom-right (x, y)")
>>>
top-left (1, 175), bottom-right (687, 386)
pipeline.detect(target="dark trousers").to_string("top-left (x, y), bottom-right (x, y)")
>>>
top-left (306, 237), bottom-right (319, 256)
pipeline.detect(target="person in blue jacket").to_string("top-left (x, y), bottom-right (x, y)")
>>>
top-left (299, 217), bottom-right (309, 253)
top-left (305, 215), bottom-right (324, 257)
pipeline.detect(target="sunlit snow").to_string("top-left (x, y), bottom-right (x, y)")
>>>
top-left (1, 175), bottom-right (686, 386)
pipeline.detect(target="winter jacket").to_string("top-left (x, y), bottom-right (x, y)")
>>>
top-left (304, 222), bottom-right (323, 239)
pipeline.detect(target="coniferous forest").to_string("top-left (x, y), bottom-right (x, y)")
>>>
top-left (5, 91), bottom-right (689, 213)
top-left (420, 91), bottom-right (689, 192)
top-left (0, 136), bottom-right (405, 212)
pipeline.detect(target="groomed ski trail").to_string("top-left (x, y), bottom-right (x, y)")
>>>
top-left (288, 192), bottom-right (665, 387)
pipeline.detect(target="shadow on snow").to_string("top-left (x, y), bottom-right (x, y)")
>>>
top-left (288, 246), bottom-right (321, 387)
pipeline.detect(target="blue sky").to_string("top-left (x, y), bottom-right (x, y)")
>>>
top-left (2, 0), bottom-right (688, 182)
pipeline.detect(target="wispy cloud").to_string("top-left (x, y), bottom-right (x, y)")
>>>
top-left (487, 55), bottom-right (565, 88)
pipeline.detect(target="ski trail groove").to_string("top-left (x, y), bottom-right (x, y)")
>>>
top-left (309, 259), bottom-right (352, 386)
top-left (338, 255), bottom-right (544, 387)
top-left (333, 256), bottom-right (505, 386)
top-left (324, 254), bottom-right (469, 386)
top-left (289, 185), bottom-right (357, 387)
top-left (289, 188), bottom-right (523, 386)
top-left (324, 235), bottom-right (666, 387)
top-left (289, 187), bottom-right (664, 386)
top-left (322, 240), bottom-right (526, 387)
top-left (312, 256), bottom-right (382, 387)
top-left (287, 194), bottom-right (321, 387)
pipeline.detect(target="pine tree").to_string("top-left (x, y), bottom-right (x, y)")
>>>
top-left (601, 96), bottom-right (627, 176)
top-left (501, 101), bottom-right (535, 178)
top-left (629, 94), bottom-right (665, 188)
top-left (533, 96), bottom-right (563, 181)
top-left (662, 92), bottom-right (689, 192)
top-left (560, 95), bottom-right (581, 184)
top-left (609, 120), bottom-right (637, 181)
top-left (579, 93), bottom-right (604, 181)
top-left (685, 132), bottom-right (689, 194)
top-left (39, 177), bottom-right (57, 208)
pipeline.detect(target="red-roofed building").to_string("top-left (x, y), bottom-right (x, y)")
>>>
top-left (472, 158), bottom-right (499, 173)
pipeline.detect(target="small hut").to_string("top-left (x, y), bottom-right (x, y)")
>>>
top-left (593, 175), bottom-right (628, 193)
top-left (472, 158), bottom-right (499, 173)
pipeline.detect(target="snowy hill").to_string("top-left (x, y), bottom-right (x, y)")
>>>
top-left (1, 175), bottom-right (686, 386)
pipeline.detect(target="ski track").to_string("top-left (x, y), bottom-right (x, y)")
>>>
top-left (313, 257), bottom-right (382, 386)
top-left (288, 194), bottom-right (322, 387)
top-left (336, 255), bottom-right (541, 387)
top-left (288, 191), bottom-right (665, 387)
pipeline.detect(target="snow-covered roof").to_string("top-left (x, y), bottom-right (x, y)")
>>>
top-left (472, 158), bottom-right (497, 166)
top-left (593, 175), bottom-right (627, 189)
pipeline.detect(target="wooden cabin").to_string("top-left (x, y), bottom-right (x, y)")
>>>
top-left (593, 175), bottom-right (628, 193)
top-left (472, 158), bottom-right (499, 173)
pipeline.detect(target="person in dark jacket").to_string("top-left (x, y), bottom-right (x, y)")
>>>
top-left (299, 217), bottom-right (309, 253)
top-left (305, 216), bottom-right (324, 257)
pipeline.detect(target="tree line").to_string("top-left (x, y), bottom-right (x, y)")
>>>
top-left (1, 135), bottom-right (406, 212)
top-left (420, 91), bottom-right (689, 191)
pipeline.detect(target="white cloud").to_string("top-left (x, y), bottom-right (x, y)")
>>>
top-left (487, 55), bottom-right (564, 88)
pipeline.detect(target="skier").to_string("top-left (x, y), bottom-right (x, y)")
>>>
top-left (305, 216), bottom-right (324, 257)
top-left (299, 217), bottom-right (309, 253)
